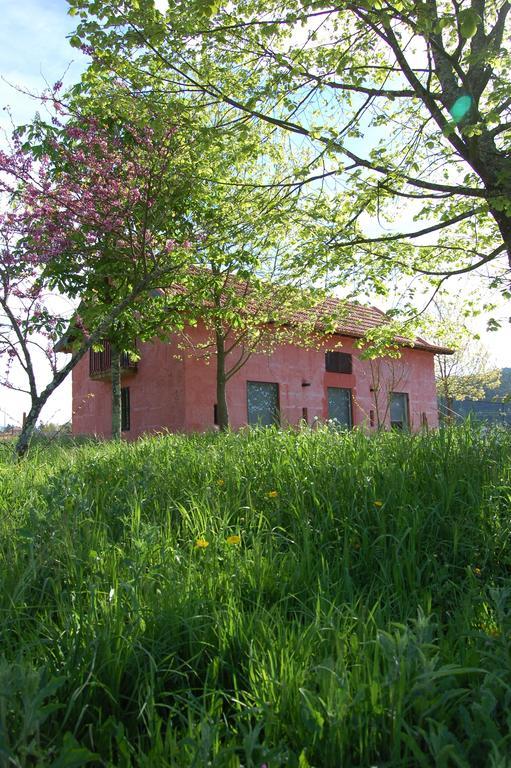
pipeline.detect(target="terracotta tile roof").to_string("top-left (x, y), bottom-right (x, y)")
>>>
top-left (56, 272), bottom-right (452, 355)
top-left (162, 272), bottom-right (453, 355)
top-left (291, 297), bottom-right (388, 336)
top-left (200, 277), bottom-right (452, 354)
top-left (293, 297), bottom-right (453, 354)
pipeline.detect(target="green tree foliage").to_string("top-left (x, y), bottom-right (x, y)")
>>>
top-left (67, 66), bottom-right (343, 431)
top-left (437, 342), bottom-right (501, 411)
top-left (426, 298), bottom-right (501, 417)
top-left (1, 91), bottom-right (197, 453)
top-left (68, 0), bottom-right (511, 309)
top-left (179, 262), bottom-right (340, 429)
top-left (169, 137), bottom-right (344, 429)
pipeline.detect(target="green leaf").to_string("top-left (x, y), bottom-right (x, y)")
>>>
top-left (49, 734), bottom-right (98, 768)
top-left (436, 15), bottom-right (454, 32)
top-left (459, 8), bottom-right (481, 39)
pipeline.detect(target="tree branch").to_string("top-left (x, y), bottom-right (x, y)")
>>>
top-left (330, 206), bottom-right (482, 247)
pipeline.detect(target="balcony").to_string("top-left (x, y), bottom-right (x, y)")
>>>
top-left (89, 342), bottom-right (138, 380)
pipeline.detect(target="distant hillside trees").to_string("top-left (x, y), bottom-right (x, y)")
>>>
top-left (426, 299), bottom-right (501, 419)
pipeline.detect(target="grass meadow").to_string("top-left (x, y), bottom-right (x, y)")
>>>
top-left (1, 425), bottom-right (511, 767)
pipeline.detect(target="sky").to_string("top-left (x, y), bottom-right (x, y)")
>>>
top-left (0, 0), bottom-right (510, 428)
top-left (0, 0), bottom-right (86, 427)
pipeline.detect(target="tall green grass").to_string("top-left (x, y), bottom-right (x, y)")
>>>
top-left (1, 424), bottom-right (511, 767)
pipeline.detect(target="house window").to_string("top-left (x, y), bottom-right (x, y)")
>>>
top-left (390, 392), bottom-right (409, 430)
top-left (247, 382), bottom-right (280, 426)
top-left (325, 351), bottom-right (352, 374)
top-left (327, 387), bottom-right (352, 428)
top-left (121, 387), bottom-right (130, 432)
top-left (214, 404), bottom-right (218, 425)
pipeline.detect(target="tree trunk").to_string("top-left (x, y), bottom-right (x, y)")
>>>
top-left (15, 401), bottom-right (42, 458)
top-left (492, 208), bottom-right (511, 269)
top-left (441, 379), bottom-right (454, 424)
top-left (215, 329), bottom-right (229, 431)
top-left (111, 345), bottom-right (122, 440)
top-left (445, 394), bottom-right (454, 424)
top-left (12, 266), bottom-right (174, 458)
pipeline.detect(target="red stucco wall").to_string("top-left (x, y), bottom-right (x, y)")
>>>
top-left (72, 336), bottom-right (186, 438)
top-left (71, 324), bottom-right (440, 438)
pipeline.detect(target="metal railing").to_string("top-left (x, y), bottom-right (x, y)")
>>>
top-left (89, 342), bottom-right (137, 378)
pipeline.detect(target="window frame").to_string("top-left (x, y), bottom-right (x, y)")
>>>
top-left (327, 386), bottom-right (353, 428)
top-left (246, 381), bottom-right (280, 427)
top-left (390, 392), bottom-right (410, 430)
top-left (325, 351), bottom-right (352, 374)
top-left (121, 386), bottom-right (131, 432)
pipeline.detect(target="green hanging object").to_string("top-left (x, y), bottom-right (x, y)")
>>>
top-left (449, 95), bottom-right (472, 123)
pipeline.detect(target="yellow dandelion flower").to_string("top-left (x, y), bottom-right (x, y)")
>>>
top-left (217, 479), bottom-right (225, 486)
top-left (226, 535), bottom-right (241, 545)
top-left (374, 500), bottom-right (383, 507)
top-left (195, 538), bottom-right (209, 549)
top-left (267, 490), bottom-right (278, 498)
top-left (473, 566), bottom-right (481, 576)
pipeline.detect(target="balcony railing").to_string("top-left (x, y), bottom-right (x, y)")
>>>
top-left (89, 342), bottom-right (138, 379)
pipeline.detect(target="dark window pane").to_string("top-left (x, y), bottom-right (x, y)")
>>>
top-left (390, 392), bottom-right (409, 430)
top-left (247, 382), bottom-right (279, 426)
top-left (327, 387), bottom-right (352, 427)
top-left (325, 351), bottom-right (352, 374)
top-left (121, 387), bottom-right (130, 432)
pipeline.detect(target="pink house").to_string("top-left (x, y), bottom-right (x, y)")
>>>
top-left (70, 302), bottom-right (451, 438)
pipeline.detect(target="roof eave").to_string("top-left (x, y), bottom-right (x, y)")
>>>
top-left (328, 328), bottom-right (454, 354)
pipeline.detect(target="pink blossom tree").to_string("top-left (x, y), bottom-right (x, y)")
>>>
top-left (0, 95), bottom-right (194, 455)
